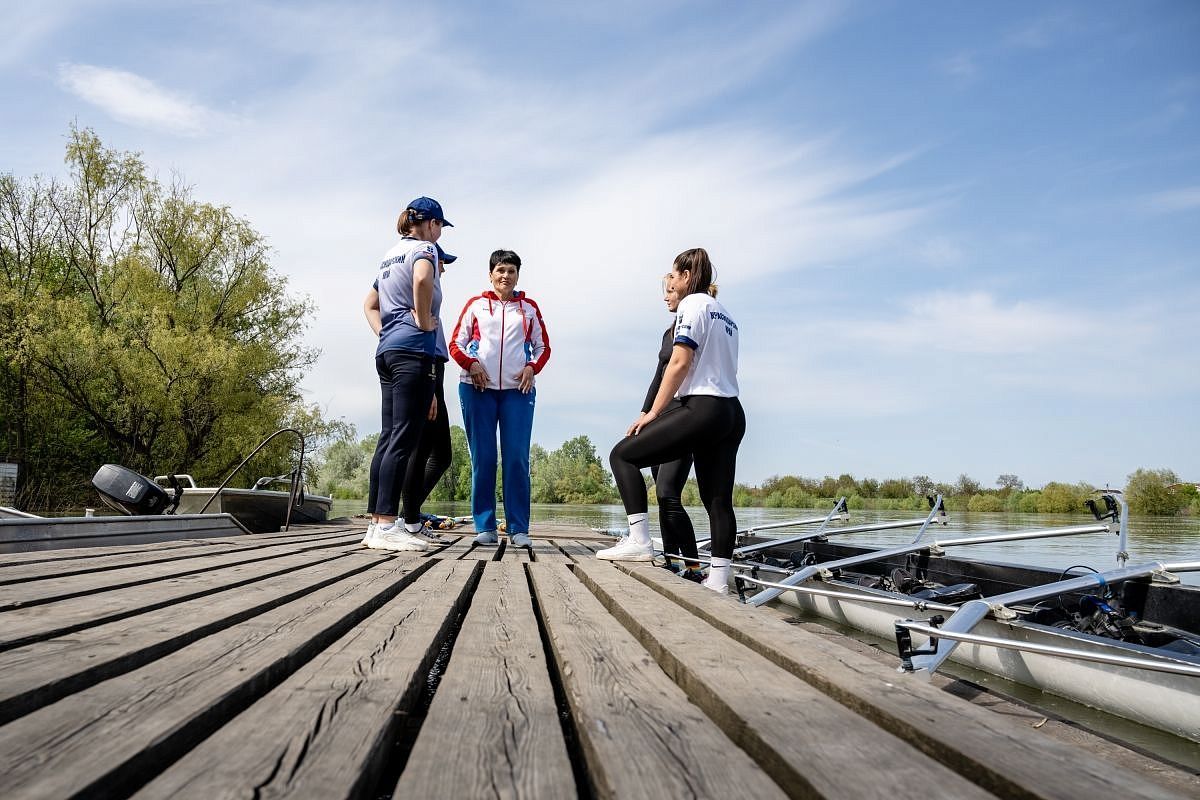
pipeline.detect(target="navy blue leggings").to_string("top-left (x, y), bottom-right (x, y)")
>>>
top-left (610, 395), bottom-right (745, 558)
top-left (368, 351), bottom-right (435, 517)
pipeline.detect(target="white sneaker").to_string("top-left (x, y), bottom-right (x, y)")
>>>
top-left (702, 576), bottom-right (729, 594)
top-left (597, 538), bottom-right (654, 562)
top-left (360, 522), bottom-right (377, 547)
top-left (374, 526), bottom-right (429, 552)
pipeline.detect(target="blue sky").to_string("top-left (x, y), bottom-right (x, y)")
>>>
top-left (3, 1), bottom-right (1198, 489)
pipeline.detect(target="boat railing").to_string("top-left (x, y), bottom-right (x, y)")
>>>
top-left (902, 559), bottom-right (1200, 676)
top-left (734, 573), bottom-right (959, 613)
top-left (195, 428), bottom-right (309, 531)
top-left (747, 513), bottom-right (1116, 608)
top-left (894, 619), bottom-right (1200, 678)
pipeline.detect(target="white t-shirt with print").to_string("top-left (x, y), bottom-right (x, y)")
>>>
top-left (672, 292), bottom-right (739, 398)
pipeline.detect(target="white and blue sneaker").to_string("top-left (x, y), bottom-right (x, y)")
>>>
top-left (474, 530), bottom-right (499, 545)
top-left (374, 525), bottom-right (428, 552)
top-left (509, 532), bottom-right (532, 548)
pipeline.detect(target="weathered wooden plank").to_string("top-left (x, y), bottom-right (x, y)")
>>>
top-left (526, 562), bottom-right (788, 800)
top-left (552, 540), bottom-right (596, 561)
top-left (132, 560), bottom-right (479, 800)
top-left (529, 539), bottom-right (571, 563)
top-left (504, 539), bottom-right (533, 562)
top-left (0, 544), bottom-right (397, 651)
top-left (790, 618), bottom-right (1200, 799)
top-left (0, 550), bottom-right (394, 724)
top-left (428, 537), bottom-right (476, 560)
top-left (0, 557), bottom-right (437, 799)
top-left (0, 536), bottom-right (360, 610)
top-left (616, 562), bottom-right (1187, 800)
top-left (393, 562), bottom-right (573, 799)
top-left (421, 533), bottom-right (468, 556)
top-left (0, 529), bottom-right (359, 585)
top-left (0, 538), bottom-right (238, 568)
top-left (460, 544), bottom-right (502, 561)
top-left (574, 559), bottom-right (995, 800)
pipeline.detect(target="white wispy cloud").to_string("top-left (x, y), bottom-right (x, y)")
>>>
top-left (56, 63), bottom-right (235, 136)
top-left (1140, 186), bottom-right (1200, 214)
top-left (848, 291), bottom-right (1105, 355)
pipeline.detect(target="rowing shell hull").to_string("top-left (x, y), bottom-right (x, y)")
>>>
top-left (757, 569), bottom-right (1200, 742)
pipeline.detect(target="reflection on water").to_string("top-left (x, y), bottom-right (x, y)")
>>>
top-left (333, 500), bottom-right (1200, 585)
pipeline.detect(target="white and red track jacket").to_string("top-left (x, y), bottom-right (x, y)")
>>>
top-left (449, 291), bottom-right (551, 390)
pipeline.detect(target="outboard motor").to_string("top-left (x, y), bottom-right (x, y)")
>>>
top-left (92, 464), bottom-right (177, 516)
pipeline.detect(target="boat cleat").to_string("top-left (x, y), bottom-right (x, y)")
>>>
top-left (1151, 567), bottom-right (1180, 584)
top-left (989, 603), bottom-right (1019, 621)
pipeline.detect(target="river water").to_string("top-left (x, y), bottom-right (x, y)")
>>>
top-left (334, 500), bottom-right (1200, 585)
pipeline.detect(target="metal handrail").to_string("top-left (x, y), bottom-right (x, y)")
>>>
top-left (198, 428), bottom-right (308, 531)
top-left (737, 574), bottom-right (958, 613)
top-left (895, 620), bottom-right (1200, 678)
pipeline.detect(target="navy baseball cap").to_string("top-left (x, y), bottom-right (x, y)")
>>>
top-left (436, 243), bottom-right (457, 264)
top-left (407, 196), bottom-right (453, 227)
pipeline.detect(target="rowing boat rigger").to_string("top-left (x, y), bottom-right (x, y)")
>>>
top-left (723, 494), bottom-right (1200, 742)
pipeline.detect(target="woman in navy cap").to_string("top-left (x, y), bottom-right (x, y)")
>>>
top-left (362, 196), bottom-right (453, 552)
top-left (397, 243), bottom-right (458, 541)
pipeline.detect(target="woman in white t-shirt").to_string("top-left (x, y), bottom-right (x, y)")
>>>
top-left (601, 248), bottom-right (746, 594)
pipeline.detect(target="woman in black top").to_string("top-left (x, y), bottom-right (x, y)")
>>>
top-left (644, 276), bottom-right (702, 579)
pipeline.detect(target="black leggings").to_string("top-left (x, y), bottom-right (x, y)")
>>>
top-left (610, 395), bottom-right (745, 559)
top-left (651, 457), bottom-right (697, 560)
top-left (402, 362), bottom-right (451, 523)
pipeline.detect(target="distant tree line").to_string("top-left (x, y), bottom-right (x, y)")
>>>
top-left (1, 128), bottom-right (341, 510)
top-left (730, 467), bottom-right (1198, 517)
top-left (314, 425), bottom-right (1198, 519)
top-left (313, 429), bottom-right (616, 505)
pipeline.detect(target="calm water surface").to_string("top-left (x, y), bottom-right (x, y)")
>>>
top-left (334, 500), bottom-right (1200, 585)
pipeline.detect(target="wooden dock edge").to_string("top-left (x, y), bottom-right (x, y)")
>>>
top-left (601, 560), bottom-right (1188, 800)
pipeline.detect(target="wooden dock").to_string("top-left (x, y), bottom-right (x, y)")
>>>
top-left (0, 520), bottom-right (1194, 799)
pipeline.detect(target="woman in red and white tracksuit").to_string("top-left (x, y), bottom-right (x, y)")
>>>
top-left (449, 250), bottom-right (551, 546)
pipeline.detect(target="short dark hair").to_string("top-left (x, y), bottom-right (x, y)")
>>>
top-left (489, 249), bottom-right (522, 272)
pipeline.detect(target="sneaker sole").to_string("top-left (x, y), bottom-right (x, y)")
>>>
top-left (596, 552), bottom-right (654, 562)
top-left (378, 543), bottom-right (427, 552)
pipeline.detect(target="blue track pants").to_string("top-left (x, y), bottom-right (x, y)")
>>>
top-left (459, 384), bottom-right (535, 534)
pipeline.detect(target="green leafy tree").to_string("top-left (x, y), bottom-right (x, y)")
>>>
top-left (530, 435), bottom-right (616, 504)
top-left (996, 474), bottom-right (1024, 494)
top-left (1125, 468), bottom-right (1187, 517)
top-left (953, 474), bottom-right (982, 496)
top-left (967, 493), bottom-right (1003, 512)
top-left (911, 475), bottom-right (935, 497)
top-left (0, 127), bottom-right (330, 507)
top-left (1036, 481), bottom-right (1093, 514)
top-left (879, 477), bottom-right (913, 499)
